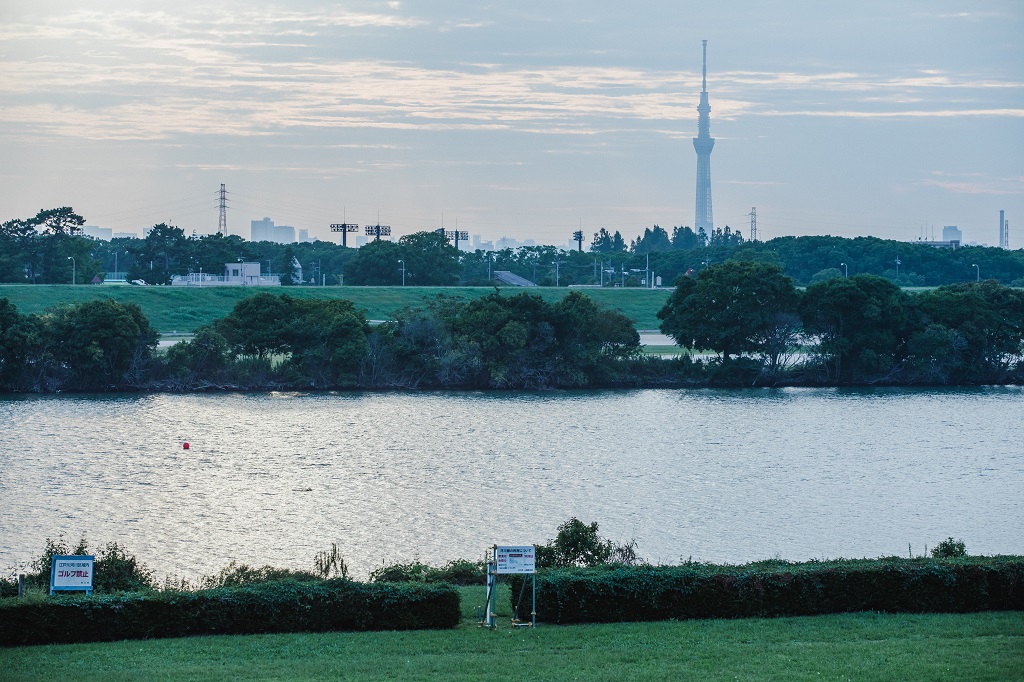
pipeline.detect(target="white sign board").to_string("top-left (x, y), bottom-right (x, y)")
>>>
top-left (51, 555), bottom-right (94, 592)
top-left (495, 545), bottom-right (536, 574)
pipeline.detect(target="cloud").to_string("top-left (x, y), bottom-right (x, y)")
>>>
top-left (1, 5), bottom-right (1021, 144)
top-left (921, 173), bottom-right (1024, 196)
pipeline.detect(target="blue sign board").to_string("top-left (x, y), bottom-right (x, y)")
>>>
top-left (50, 555), bottom-right (94, 595)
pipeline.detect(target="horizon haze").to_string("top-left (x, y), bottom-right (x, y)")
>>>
top-left (1, 0), bottom-right (1021, 247)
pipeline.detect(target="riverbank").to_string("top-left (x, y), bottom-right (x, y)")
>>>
top-left (2, 586), bottom-right (1020, 681)
top-left (0, 284), bottom-right (672, 333)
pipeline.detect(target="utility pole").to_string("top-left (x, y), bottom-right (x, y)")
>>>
top-left (218, 183), bottom-right (228, 235)
top-left (553, 257), bottom-right (564, 286)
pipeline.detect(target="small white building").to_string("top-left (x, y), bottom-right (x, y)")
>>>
top-left (171, 262), bottom-right (280, 286)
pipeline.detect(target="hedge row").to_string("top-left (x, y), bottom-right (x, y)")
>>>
top-left (0, 579), bottom-right (460, 647)
top-left (510, 556), bottom-right (1024, 624)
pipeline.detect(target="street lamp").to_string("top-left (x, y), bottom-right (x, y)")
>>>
top-left (972, 264), bottom-right (980, 282)
top-left (398, 259), bottom-right (406, 286)
top-left (67, 256), bottom-right (75, 285)
top-left (840, 262), bottom-right (848, 278)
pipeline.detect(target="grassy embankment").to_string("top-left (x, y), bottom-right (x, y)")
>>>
top-left (0, 284), bottom-right (672, 333)
top-left (2, 585), bottom-right (1021, 681)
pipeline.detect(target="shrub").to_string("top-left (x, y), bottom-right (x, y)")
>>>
top-left (932, 537), bottom-right (968, 559)
top-left (511, 556), bottom-right (1024, 624)
top-left (370, 559), bottom-right (484, 586)
top-left (22, 536), bottom-right (156, 594)
top-left (535, 517), bottom-right (641, 569)
top-left (0, 579), bottom-right (460, 647)
top-left (198, 561), bottom-right (319, 589)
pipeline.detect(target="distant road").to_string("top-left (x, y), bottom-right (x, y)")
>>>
top-left (0, 284), bottom-right (672, 333)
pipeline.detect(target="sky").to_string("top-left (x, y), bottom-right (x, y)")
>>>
top-left (1, 0), bottom-right (1022, 246)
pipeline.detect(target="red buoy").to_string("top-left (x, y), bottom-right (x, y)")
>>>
top-left (183, 442), bottom-right (190, 450)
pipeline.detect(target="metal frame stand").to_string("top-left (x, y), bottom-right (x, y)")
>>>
top-left (478, 545), bottom-right (537, 630)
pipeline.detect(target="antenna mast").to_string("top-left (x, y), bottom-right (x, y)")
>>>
top-left (702, 39), bottom-right (707, 92)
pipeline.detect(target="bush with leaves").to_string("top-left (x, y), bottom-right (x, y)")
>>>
top-left (535, 518), bottom-right (640, 569)
top-left (932, 537), bottom-right (968, 559)
top-left (18, 535), bottom-right (156, 594)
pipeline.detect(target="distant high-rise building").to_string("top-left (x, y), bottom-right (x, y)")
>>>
top-left (693, 40), bottom-right (715, 233)
top-left (251, 217), bottom-right (275, 242)
top-left (298, 229), bottom-right (309, 243)
top-left (251, 217), bottom-right (297, 244)
top-left (999, 210), bottom-right (1009, 249)
top-left (943, 225), bottom-right (962, 243)
top-left (81, 225), bottom-right (112, 240)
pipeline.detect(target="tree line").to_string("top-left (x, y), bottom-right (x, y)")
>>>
top-left (0, 290), bottom-right (642, 392)
top-left (658, 261), bottom-right (1024, 385)
top-left (2, 269), bottom-right (1022, 392)
top-left (4, 207), bottom-right (1022, 287)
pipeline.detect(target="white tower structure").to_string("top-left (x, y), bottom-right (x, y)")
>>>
top-left (693, 40), bottom-right (715, 233)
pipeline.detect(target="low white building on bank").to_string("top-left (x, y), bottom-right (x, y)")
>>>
top-left (171, 262), bottom-right (280, 286)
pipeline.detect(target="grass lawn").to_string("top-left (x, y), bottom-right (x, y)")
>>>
top-left (0, 285), bottom-right (672, 333)
top-left (2, 585), bottom-right (1021, 681)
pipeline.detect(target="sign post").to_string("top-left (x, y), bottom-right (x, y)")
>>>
top-left (480, 544), bottom-right (536, 629)
top-left (49, 555), bottom-right (94, 595)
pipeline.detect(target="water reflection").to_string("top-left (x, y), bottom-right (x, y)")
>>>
top-left (1, 387), bottom-right (1021, 580)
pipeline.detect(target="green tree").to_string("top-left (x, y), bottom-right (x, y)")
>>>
top-left (657, 261), bottom-right (799, 364)
top-left (31, 207), bottom-right (85, 235)
top-left (0, 299), bottom-right (35, 390)
top-left (917, 281), bottom-right (1024, 382)
top-left (398, 231), bottom-right (461, 285)
top-left (671, 225), bottom-right (704, 250)
top-left (799, 274), bottom-right (923, 383)
top-left (130, 223), bottom-right (188, 285)
top-left (214, 292), bottom-right (292, 359)
top-left (164, 326), bottom-right (231, 386)
top-left (342, 239), bottom-right (405, 285)
top-left (280, 246), bottom-right (299, 285)
top-left (551, 290), bottom-right (640, 384)
top-left (591, 228), bottom-right (628, 253)
top-left (41, 299), bottom-right (158, 390)
top-left (631, 225), bottom-right (672, 254)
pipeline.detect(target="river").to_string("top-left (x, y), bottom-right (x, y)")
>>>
top-left (1, 388), bottom-right (1021, 580)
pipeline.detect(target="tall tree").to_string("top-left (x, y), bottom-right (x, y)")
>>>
top-left (799, 274), bottom-right (923, 383)
top-left (658, 260), bottom-right (799, 364)
top-left (31, 207), bottom-right (85, 235)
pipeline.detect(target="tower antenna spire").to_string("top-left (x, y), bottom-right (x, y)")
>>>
top-left (702, 39), bottom-right (707, 92)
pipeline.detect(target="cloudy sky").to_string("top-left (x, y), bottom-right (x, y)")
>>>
top-left (1, 0), bottom-right (1021, 246)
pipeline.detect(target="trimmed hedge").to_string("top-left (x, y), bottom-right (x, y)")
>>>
top-left (0, 579), bottom-right (460, 647)
top-left (510, 556), bottom-right (1024, 624)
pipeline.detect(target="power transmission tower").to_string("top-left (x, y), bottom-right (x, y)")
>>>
top-left (748, 207), bottom-right (757, 242)
top-left (218, 184), bottom-right (228, 235)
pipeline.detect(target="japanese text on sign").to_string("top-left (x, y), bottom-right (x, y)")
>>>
top-left (51, 555), bottom-right (94, 590)
top-left (495, 545), bottom-right (536, 574)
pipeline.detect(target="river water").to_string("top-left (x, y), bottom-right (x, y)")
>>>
top-left (1, 388), bottom-right (1021, 581)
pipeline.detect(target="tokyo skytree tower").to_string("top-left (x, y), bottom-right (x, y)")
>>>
top-left (693, 40), bottom-right (715, 232)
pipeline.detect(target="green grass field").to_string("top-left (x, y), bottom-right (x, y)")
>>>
top-left (1, 585), bottom-right (1021, 681)
top-left (0, 285), bottom-right (672, 333)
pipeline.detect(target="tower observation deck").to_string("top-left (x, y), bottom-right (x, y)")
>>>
top-left (693, 40), bottom-right (715, 233)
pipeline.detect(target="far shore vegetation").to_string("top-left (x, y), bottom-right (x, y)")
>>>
top-left (2, 206), bottom-right (1023, 392)
top-left (2, 259), bottom-right (1023, 392)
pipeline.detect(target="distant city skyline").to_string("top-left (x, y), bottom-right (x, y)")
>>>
top-left (1, 1), bottom-right (1021, 247)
